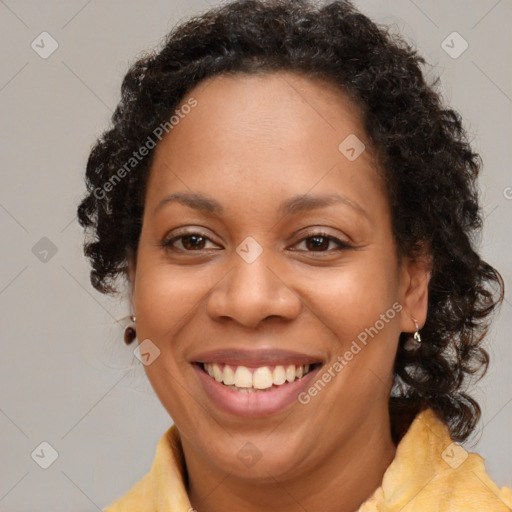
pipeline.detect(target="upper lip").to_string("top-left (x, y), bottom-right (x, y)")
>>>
top-left (191, 348), bottom-right (324, 368)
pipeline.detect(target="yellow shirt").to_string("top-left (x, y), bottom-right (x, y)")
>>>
top-left (104, 408), bottom-right (512, 511)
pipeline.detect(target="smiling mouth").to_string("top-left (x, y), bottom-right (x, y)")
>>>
top-left (195, 362), bottom-right (322, 393)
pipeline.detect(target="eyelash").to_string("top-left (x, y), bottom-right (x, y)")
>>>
top-left (160, 229), bottom-right (352, 254)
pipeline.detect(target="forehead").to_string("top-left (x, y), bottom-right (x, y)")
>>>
top-left (145, 71), bottom-right (385, 216)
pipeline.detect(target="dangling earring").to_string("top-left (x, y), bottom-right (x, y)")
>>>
top-left (404, 317), bottom-right (422, 351)
top-left (124, 315), bottom-right (136, 345)
top-left (413, 318), bottom-right (421, 343)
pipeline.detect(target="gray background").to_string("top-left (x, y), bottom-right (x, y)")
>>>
top-left (0, 0), bottom-right (511, 510)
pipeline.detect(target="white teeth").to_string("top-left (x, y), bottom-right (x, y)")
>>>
top-left (253, 367), bottom-right (274, 389)
top-left (285, 365), bottom-right (295, 383)
top-left (223, 365), bottom-right (236, 385)
top-left (202, 362), bottom-right (315, 391)
top-left (272, 365), bottom-right (286, 385)
top-left (230, 386), bottom-right (262, 393)
top-left (206, 364), bottom-right (215, 379)
top-left (212, 363), bottom-right (223, 382)
top-left (234, 366), bottom-right (253, 388)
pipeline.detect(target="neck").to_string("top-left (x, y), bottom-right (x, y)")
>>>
top-left (183, 406), bottom-right (396, 512)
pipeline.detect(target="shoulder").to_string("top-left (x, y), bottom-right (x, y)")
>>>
top-left (360, 409), bottom-right (512, 511)
top-left (103, 471), bottom-right (153, 512)
top-left (102, 424), bottom-right (190, 512)
top-left (423, 449), bottom-right (512, 511)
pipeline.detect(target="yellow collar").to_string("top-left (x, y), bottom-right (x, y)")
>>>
top-left (105, 408), bottom-right (511, 511)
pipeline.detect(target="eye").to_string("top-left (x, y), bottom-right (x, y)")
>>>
top-left (291, 231), bottom-right (352, 253)
top-left (160, 229), bottom-right (352, 254)
top-left (161, 231), bottom-right (220, 252)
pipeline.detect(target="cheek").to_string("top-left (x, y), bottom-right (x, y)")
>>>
top-left (304, 252), bottom-right (400, 341)
top-left (131, 256), bottom-right (214, 415)
top-left (133, 251), bottom-right (226, 346)
top-left (306, 261), bottom-right (401, 404)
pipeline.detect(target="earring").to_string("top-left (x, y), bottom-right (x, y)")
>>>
top-left (124, 315), bottom-right (136, 345)
top-left (413, 318), bottom-right (421, 343)
top-left (404, 317), bottom-right (422, 351)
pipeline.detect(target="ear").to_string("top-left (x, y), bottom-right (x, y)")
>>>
top-left (398, 248), bottom-right (432, 333)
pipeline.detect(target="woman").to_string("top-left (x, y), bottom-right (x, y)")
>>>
top-left (77, 0), bottom-right (511, 510)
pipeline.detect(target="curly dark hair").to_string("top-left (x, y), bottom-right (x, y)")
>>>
top-left (77, 0), bottom-right (504, 443)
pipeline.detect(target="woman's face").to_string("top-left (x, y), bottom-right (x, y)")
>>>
top-left (129, 71), bottom-right (428, 482)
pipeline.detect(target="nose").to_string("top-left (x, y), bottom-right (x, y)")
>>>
top-left (205, 252), bottom-right (302, 329)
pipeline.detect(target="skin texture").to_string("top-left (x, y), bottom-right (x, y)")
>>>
top-left (127, 71), bottom-right (430, 512)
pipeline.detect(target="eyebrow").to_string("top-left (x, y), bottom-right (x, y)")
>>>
top-left (153, 192), bottom-right (223, 216)
top-left (153, 191), bottom-right (369, 220)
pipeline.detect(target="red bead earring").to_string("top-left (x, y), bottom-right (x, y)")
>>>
top-left (124, 315), bottom-right (136, 345)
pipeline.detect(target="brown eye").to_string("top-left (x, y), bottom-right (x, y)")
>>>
top-left (293, 231), bottom-right (352, 253)
top-left (161, 232), bottom-right (217, 252)
top-left (304, 235), bottom-right (330, 251)
top-left (180, 234), bottom-right (207, 250)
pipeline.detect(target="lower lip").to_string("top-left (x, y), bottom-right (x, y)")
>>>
top-left (192, 363), bottom-right (322, 417)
